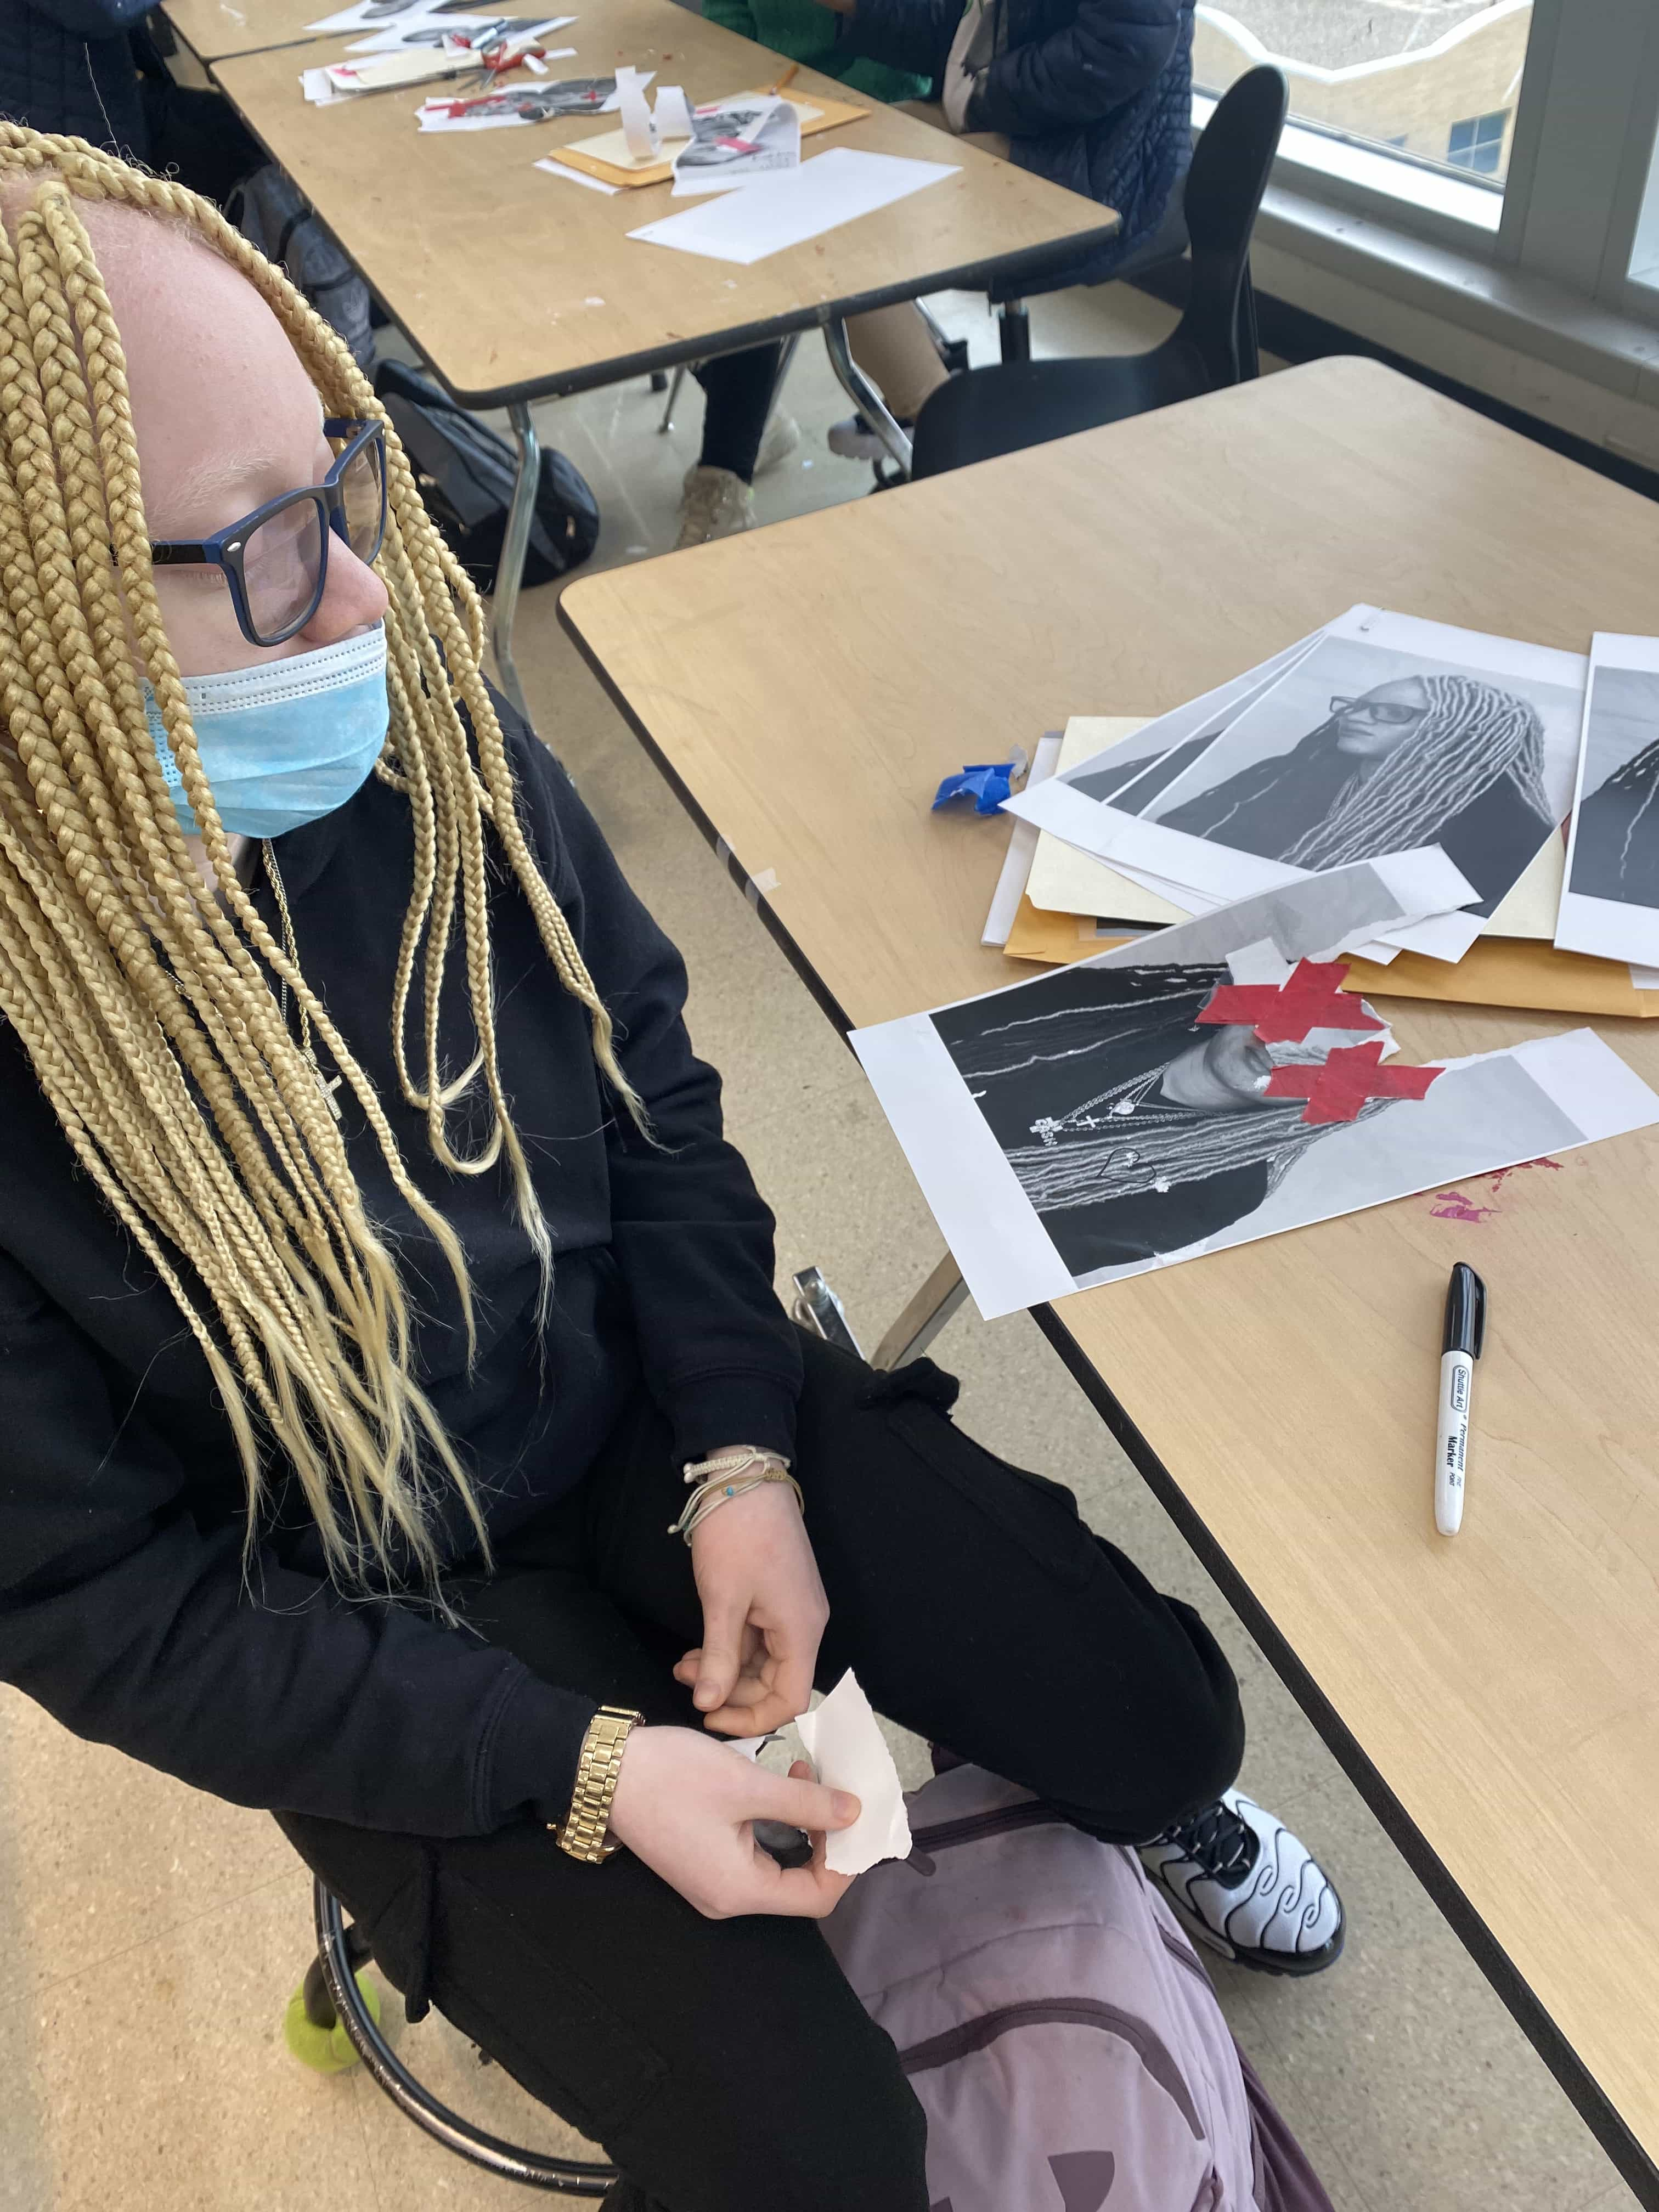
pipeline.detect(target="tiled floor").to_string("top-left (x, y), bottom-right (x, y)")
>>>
top-left (0, 285), bottom-right (1639, 2209)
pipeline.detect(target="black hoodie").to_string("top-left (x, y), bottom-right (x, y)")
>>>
top-left (0, 703), bottom-right (800, 1838)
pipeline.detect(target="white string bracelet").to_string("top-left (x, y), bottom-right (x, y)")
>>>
top-left (670, 1446), bottom-right (803, 1543)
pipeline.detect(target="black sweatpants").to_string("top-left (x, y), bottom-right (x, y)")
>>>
top-left (278, 1334), bottom-right (1244, 2212)
top-left (692, 342), bottom-right (787, 481)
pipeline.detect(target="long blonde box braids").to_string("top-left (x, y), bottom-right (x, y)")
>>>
top-left (0, 125), bottom-right (645, 1601)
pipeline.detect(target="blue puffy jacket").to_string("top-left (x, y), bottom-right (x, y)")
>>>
top-left (841, 0), bottom-right (1192, 280)
top-left (0, 0), bottom-right (153, 155)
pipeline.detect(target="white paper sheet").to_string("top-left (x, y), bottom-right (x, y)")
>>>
top-left (534, 152), bottom-right (620, 191)
top-left (1634, 964), bottom-right (1659, 989)
top-left (1554, 633), bottom-right (1659, 968)
top-left (671, 94), bottom-right (800, 195)
top-left (629, 148), bottom-right (958, 265)
top-left (983, 730), bottom-right (1062, 945)
top-left (850, 859), bottom-right (1656, 1321)
top-left (794, 1672), bottom-right (912, 1876)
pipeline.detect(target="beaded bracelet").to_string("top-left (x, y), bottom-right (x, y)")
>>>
top-left (669, 1446), bottom-right (804, 1544)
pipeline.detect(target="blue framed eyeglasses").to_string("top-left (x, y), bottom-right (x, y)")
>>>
top-left (149, 417), bottom-right (387, 650)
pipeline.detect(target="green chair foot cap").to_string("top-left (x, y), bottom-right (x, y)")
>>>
top-left (283, 1969), bottom-right (382, 2074)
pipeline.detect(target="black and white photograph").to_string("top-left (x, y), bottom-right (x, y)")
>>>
top-left (672, 97), bottom-right (800, 192)
top-left (1137, 610), bottom-right (1583, 916)
top-left (850, 868), bottom-right (1659, 1319)
top-left (1555, 635), bottom-right (1659, 967)
top-left (1001, 610), bottom-right (1587, 961)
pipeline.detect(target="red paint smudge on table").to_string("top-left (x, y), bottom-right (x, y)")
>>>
top-left (1425, 1156), bottom-right (1565, 1222)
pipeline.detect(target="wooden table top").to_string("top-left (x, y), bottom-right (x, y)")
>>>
top-left (561, 358), bottom-right (1659, 2204)
top-left (163, 0), bottom-right (330, 64)
top-left (210, 8), bottom-right (1116, 407)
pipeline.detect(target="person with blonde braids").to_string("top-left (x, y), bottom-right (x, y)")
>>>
top-left (0, 129), bottom-right (1344, 2211)
top-left (1153, 673), bottom-right (1558, 913)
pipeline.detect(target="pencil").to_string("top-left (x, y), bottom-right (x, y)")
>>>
top-left (769, 62), bottom-right (799, 93)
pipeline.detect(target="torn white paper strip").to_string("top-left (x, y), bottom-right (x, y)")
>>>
top-left (983, 729), bottom-right (1062, 945)
top-left (615, 65), bottom-right (658, 157)
top-left (654, 84), bottom-right (693, 140)
top-left (794, 1672), bottom-right (911, 1876)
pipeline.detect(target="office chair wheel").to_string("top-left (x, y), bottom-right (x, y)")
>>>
top-left (284, 1960), bottom-right (382, 2075)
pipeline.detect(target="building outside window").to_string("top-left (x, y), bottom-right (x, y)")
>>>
top-left (1193, 1), bottom-right (1529, 191)
top-left (1447, 108), bottom-right (1510, 173)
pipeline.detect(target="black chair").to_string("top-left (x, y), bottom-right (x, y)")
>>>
top-left (910, 66), bottom-right (1288, 481)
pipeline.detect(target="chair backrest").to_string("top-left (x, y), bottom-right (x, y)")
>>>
top-left (1173, 65), bottom-right (1288, 387)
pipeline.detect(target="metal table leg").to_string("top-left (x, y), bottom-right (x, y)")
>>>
top-left (872, 1253), bottom-right (967, 1371)
top-left (822, 316), bottom-right (912, 479)
top-left (490, 398), bottom-right (540, 726)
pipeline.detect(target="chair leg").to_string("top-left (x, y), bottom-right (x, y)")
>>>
top-left (871, 1253), bottom-right (968, 1372)
top-left (657, 363), bottom-right (689, 434)
top-left (821, 317), bottom-right (913, 478)
top-left (997, 300), bottom-right (1031, 364)
top-left (791, 1267), bottom-right (864, 1358)
top-left (1235, 262), bottom-right (1261, 382)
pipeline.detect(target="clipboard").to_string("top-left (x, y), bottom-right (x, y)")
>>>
top-left (544, 88), bottom-right (866, 189)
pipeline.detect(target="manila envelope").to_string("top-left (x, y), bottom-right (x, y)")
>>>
top-left (1340, 938), bottom-right (1659, 1018)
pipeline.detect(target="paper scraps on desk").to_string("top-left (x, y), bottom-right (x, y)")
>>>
top-left (850, 856), bottom-right (1659, 1319)
top-left (934, 750), bottom-right (1028, 815)
top-left (629, 146), bottom-right (958, 265)
top-left (307, 0), bottom-right (458, 33)
top-left (346, 10), bottom-right (572, 52)
top-left (671, 93), bottom-right (801, 194)
top-left (1554, 633), bottom-right (1659, 969)
top-left (420, 72), bottom-right (618, 129)
top-left (794, 1672), bottom-right (911, 1877)
top-left (546, 87), bottom-right (857, 188)
top-left (1003, 608), bottom-right (1588, 964)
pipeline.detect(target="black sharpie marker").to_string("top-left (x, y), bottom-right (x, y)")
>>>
top-left (1435, 1263), bottom-right (1486, 1538)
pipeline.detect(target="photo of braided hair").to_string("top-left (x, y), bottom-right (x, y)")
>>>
top-left (1284, 674), bottom-right (1552, 870)
top-left (0, 125), bottom-right (643, 1606)
top-left (1170, 672), bottom-right (1554, 872)
top-left (1593, 733), bottom-right (1659, 882)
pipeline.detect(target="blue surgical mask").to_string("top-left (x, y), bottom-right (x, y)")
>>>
top-left (145, 625), bottom-right (390, 841)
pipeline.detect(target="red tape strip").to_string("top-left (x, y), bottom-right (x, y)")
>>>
top-left (1263, 1041), bottom-right (1444, 1125)
top-left (1199, 960), bottom-right (1385, 1045)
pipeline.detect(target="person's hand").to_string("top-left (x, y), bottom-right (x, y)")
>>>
top-left (607, 1729), bottom-right (859, 1918)
top-left (673, 1471), bottom-right (829, 1737)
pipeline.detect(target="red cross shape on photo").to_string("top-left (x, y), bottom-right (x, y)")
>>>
top-left (1263, 1040), bottom-right (1446, 1126)
top-left (1198, 959), bottom-right (1386, 1045)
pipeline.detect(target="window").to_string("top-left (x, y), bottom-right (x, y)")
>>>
top-left (1194, 2), bottom-right (1533, 210)
top-left (1447, 110), bottom-right (1510, 175)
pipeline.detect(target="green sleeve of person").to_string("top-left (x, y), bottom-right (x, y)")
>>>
top-left (703, 0), bottom-right (930, 103)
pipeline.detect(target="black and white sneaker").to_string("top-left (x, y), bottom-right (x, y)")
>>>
top-left (1138, 1789), bottom-right (1345, 1976)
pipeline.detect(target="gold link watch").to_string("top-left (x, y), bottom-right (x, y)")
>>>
top-left (554, 1705), bottom-right (644, 1864)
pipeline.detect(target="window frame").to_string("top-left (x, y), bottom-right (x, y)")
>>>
top-left (1194, 0), bottom-right (1659, 329)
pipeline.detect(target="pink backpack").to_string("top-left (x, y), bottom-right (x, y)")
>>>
top-left (822, 1764), bottom-right (1334, 2212)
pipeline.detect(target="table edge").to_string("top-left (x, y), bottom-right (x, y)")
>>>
top-left (205, 52), bottom-right (1119, 408)
top-left (556, 574), bottom-right (1659, 2212)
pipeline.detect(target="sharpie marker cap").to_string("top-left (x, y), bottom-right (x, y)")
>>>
top-left (1442, 1262), bottom-right (1486, 1358)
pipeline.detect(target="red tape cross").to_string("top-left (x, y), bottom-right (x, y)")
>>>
top-left (1264, 1041), bottom-right (1444, 1125)
top-left (1199, 960), bottom-right (1385, 1045)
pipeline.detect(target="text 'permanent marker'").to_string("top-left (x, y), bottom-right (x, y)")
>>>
top-left (1435, 1262), bottom-right (1486, 1537)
